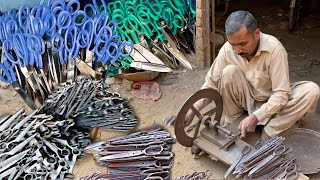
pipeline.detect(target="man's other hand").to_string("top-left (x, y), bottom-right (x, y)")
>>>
top-left (238, 114), bottom-right (258, 138)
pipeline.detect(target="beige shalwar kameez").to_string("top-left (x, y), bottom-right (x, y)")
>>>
top-left (195, 33), bottom-right (320, 137)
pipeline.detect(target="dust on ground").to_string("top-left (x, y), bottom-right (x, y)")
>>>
top-left (1, 0), bottom-right (320, 179)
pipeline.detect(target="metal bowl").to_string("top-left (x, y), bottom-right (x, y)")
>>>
top-left (281, 128), bottom-right (320, 174)
top-left (115, 71), bottom-right (160, 82)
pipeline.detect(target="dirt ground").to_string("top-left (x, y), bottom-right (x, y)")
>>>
top-left (1, 0), bottom-right (320, 179)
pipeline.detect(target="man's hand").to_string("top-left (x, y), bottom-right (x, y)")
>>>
top-left (238, 114), bottom-right (258, 138)
top-left (164, 109), bottom-right (195, 127)
top-left (184, 109), bottom-right (195, 127)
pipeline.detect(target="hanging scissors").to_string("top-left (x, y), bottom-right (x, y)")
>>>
top-left (93, 0), bottom-right (107, 15)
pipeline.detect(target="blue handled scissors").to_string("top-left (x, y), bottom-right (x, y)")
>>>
top-left (4, 34), bottom-right (47, 101)
top-left (18, 4), bottom-right (31, 33)
top-left (56, 10), bottom-right (72, 34)
top-left (3, 37), bottom-right (28, 67)
top-left (66, 0), bottom-right (80, 15)
top-left (93, 0), bottom-right (107, 15)
top-left (27, 34), bottom-right (46, 68)
top-left (51, 32), bottom-right (68, 64)
top-left (0, 18), bottom-right (10, 43)
top-left (93, 24), bottom-right (132, 65)
top-left (84, 4), bottom-right (97, 18)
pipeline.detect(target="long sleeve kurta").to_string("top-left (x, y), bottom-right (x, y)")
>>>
top-left (198, 33), bottom-right (291, 122)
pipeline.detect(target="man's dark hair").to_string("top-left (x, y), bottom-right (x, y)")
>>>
top-left (225, 10), bottom-right (257, 35)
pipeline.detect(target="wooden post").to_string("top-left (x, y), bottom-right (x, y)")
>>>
top-left (211, 0), bottom-right (216, 64)
top-left (195, 0), bottom-right (211, 68)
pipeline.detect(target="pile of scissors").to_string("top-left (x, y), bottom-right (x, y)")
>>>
top-left (83, 128), bottom-right (175, 180)
top-left (229, 136), bottom-right (301, 180)
top-left (0, 109), bottom-right (91, 179)
top-left (0, 0), bottom-right (134, 109)
top-left (39, 76), bottom-right (138, 131)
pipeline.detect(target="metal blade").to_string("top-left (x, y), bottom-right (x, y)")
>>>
top-left (11, 82), bottom-right (37, 110)
top-left (134, 44), bottom-right (165, 65)
top-left (164, 43), bottom-right (192, 69)
top-left (125, 46), bottom-right (148, 63)
top-left (130, 62), bottom-right (172, 72)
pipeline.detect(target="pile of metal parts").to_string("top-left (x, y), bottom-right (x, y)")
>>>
top-left (83, 128), bottom-right (175, 180)
top-left (39, 76), bottom-right (138, 131)
top-left (0, 108), bottom-right (91, 179)
top-left (231, 136), bottom-right (301, 179)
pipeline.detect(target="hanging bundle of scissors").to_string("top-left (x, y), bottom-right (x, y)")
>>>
top-left (0, 0), bottom-right (134, 109)
top-left (104, 0), bottom-right (195, 70)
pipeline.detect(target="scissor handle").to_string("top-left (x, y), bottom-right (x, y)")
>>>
top-left (274, 145), bottom-right (286, 156)
top-left (242, 146), bottom-right (251, 155)
top-left (64, 25), bottom-right (78, 53)
top-left (57, 11), bottom-right (72, 32)
top-left (72, 10), bottom-right (87, 27)
top-left (285, 163), bottom-right (300, 174)
top-left (66, 0), bottom-right (80, 15)
top-left (285, 170), bottom-right (298, 180)
top-left (44, 13), bottom-right (57, 37)
top-left (144, 145), bottom-right (163, 156)
top-left (93, 0), bottom-right (107, 15)
top-left (84, 4), bottom-right (96, 18)
top-left (82, 19), bottom-right (95, 51)
top-left (5, 19), bottom-right (18, 37)
top-left (94, 13), bottom-right (109, 36)
top-left (18, 4), bottom-right (30, 31)
top-left (0, 60), bottom-right (16, 84)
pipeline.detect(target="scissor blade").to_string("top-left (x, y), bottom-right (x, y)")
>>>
top-left (151, 47), bottom-right (175, 69)
top-left (67, 59), bottom-right (75, 81)
top-left (130, 62), bottom-right (172, 73)
top-left (163, 43), bottom-right (192, 69)
top-left (224, 157), bottom-right (242, 179)
top-left (161, 25), bottom-right (179, 50)
top-left (99, 150), bottom-right (143, 161)
top-left (46, 43), bottom-right (59, 86)
top-left (11, 82), bottom-right (37, 110)
top-left (134, 44), bottom-right (165, 65)
top-left (126, 47), bottom-right (149, 63)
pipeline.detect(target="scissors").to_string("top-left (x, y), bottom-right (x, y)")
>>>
top-left (0, 17), bottom-right (19, 43)
top-left (3, 38), bottom-right (43, 95)
top-left (247, 145), bottom-right (287, 177)
top-left (99, 145), bottom-right (164, 161)
top-left (275, 163), bottom-right (300, 180)
top-left (0, 58), bottom-right (37, 109)
top-left (92, 0), bottom-right (107, 15)
top-left (225, 146), bottom-right (251, 179)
